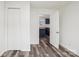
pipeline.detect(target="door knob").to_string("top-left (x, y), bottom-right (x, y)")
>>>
top-left (56, 32), bottom-right (59, 33)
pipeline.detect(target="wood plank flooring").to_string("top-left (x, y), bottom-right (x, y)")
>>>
top-left (1, 37), bottom-right (79, 57)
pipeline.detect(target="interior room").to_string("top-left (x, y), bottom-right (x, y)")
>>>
top-left (39, 15), bottom-right (50, 43)
top-left (0, 1), bottom-right (79, 57)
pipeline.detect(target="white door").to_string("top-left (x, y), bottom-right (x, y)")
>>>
top-left (7, 8), bottom-right (21, 50)
top-left (50, 11), bottom-right (59, 48)
top-left (5, 2), bottom-right (30, 51)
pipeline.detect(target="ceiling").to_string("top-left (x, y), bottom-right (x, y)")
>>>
top-left (31, 1), bottom-right (71, 9)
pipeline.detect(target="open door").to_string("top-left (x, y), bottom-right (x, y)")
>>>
top-left (50, 11), bottom-right (59, 48)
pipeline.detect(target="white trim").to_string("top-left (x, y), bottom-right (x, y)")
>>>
top-left (60, 44), bottom-right (79, 56)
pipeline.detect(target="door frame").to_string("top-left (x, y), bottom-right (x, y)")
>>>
top-left (38, 9), bottom-right (59, 48)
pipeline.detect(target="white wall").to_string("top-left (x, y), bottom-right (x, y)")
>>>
top-left (0, 2), bottom-right (5, 55)
top-left (30, 8), bottom-right (40, 44)
top-left (59, 2), bottom-right (79, 55)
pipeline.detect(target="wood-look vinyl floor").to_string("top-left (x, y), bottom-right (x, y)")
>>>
top-left (1, 37), bottom-right (79, 57)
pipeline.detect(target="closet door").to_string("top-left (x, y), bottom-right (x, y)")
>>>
top-left (7, 8), bottom-right (21, 50)
top-left (5, 2), bottom-right (30, 51)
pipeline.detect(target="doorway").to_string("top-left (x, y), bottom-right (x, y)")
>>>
top-left (39, 15), bottom-right (50, 43)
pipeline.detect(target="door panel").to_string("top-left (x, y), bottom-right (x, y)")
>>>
top-left (50, 11), bottom-right (59, 48)
top-left (7, 8), bottom-right (21, 50)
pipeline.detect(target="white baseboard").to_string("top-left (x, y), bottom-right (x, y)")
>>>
top-left (60, 44), bottom-right (79, 56)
